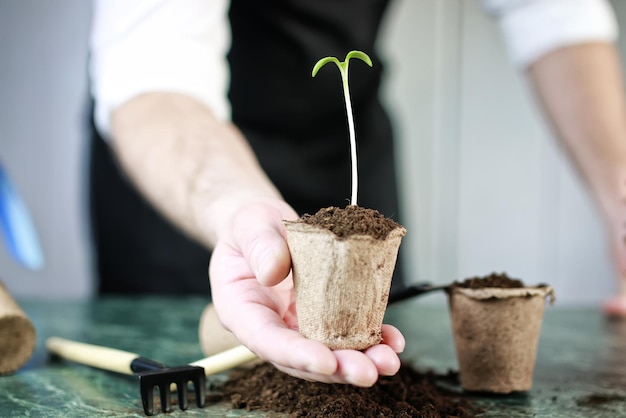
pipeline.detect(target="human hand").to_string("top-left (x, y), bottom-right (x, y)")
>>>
top-left (208, 198), bottom-right (405, 386)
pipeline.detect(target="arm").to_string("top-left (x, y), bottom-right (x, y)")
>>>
top-left (92, 0), bottom-right (405, 385)
top-left (527, 43), bottom-right (626, 310)
top-left (110, 92), bottom-right (405, 386)
top-left (486, 0), bottom-right (626, 313)
top-left (110, 92), bottom-right (284, 249)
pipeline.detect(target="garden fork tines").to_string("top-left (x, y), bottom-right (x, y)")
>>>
top-left (132, 357), bottom-right (206, 415)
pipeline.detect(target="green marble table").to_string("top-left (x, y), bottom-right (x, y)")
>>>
top-left (0, 296), bottom-right (624, 417)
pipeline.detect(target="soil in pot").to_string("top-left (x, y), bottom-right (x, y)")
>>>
top-left (298, 205), bottom-right (402, 239)
top-left (451, 272), bottom-right (526, 289)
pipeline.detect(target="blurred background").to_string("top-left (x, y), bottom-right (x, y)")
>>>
top-left (0, 0), bottom-right (624, 305)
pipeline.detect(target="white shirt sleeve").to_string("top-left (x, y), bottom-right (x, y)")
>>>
top-left (483, 0), bottom-right (619, 68)
top-left (89, 0), bottom-right (231, 138)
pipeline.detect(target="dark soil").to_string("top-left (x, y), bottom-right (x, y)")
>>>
top-left (216, 362), bottom-right (482, 418)
top-left (299, 205), bottom-right (402, 240)
top-left (575, 393), bottom-right (626, 407)
top-left (452, 272), bottom-right (525, 289)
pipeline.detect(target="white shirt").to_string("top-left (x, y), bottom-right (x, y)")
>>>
top-left (90, 0), bottom-right (618, 138)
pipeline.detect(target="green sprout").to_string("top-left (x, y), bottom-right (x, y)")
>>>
top-left (312, 50), bottom-right (372, 207)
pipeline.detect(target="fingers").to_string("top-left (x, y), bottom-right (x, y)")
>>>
top-left (272, 342), bottom-right (402, 387)
top-left (212, 284), bottom-right (404, 385)
top-left (258, 323), bottom-right (403, 387)
top-left (331, 350), bottom-right (379, 386)
top-left (363, 344), bottom-right (401, 377)
top-left (216, 295), bottom-right (403, 386)
top-left (231, 306), bottom-right (338, 381)
top-left (381, 324), bottom-right (405, 354)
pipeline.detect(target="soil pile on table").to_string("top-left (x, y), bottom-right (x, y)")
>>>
top-left (575, 393), bottom-right (626, 407)
top-left (299, 205), bottom-right (401, 239)
top-left (218, 362), bottom-right (481, 417)
top-left (452, 272), bottom-right (525, 289)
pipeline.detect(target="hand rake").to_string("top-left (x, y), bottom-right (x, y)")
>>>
top-left (46, 337), bottom-right (255, 416)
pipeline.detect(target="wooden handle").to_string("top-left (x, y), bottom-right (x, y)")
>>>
top-left (190, 345), bottom-right (257, 376)
top-left (170, 345), bottom-right (258, 392)
top-left (0, 280), bottom-right (36, 374)
top-left (46, 337), bottom-right (139, 375)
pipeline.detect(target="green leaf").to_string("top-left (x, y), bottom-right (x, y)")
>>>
top-left (345, 50), bottom-right (372, 67)
top-left (311, 57), bottom-right (341, 77)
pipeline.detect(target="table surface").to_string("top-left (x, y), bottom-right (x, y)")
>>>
top-left (0, 296), bottom-right (625, 417)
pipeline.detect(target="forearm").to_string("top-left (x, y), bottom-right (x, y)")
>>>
top-left (527, 42), bottom-right (626, 223)
top-left (110, 92), bottom-right (283, 248)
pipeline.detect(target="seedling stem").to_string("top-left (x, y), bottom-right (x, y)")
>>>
top-left (312, 50), bottom-right (372, 206)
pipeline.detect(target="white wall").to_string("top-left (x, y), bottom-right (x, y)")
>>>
top-left (0, 1), bottom-right (93, 299)
top-left (1, 0), bottom-right (624, 305)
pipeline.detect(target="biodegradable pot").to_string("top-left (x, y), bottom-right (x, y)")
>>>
top-left (447, 286), bottom-right (555, 393)
top-left (0, 280), bottom-right (36, 374)
top-left (283, 221), bottom-right (406, 350)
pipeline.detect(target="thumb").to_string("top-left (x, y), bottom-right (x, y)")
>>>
top-left (232, 201), bottom-right (296, 286)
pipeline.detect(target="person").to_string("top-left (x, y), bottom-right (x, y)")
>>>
top-left (89, 0), bottom-right (626, 387)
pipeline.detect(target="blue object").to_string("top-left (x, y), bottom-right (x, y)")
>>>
top-left (0, 162), bottom-right (44, 270)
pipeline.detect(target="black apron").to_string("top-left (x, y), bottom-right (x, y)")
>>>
top-left (90, 0), bottom-right (403, 295)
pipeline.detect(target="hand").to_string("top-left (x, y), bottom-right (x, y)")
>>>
top-left (208, 198), bottom-right (405, 386)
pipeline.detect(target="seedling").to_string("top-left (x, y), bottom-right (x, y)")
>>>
top-left (312, 50), bottom-right (372, 206)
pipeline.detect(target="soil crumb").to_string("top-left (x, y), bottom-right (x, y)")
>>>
top-left (299, 205), bottom-right (402, 240)
top-left (575, 393), bottom-right (626, 407)
top-left (453, 272), bottom-right (525, 289)
top-left (218, 362), bottom-right (482, 417)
